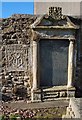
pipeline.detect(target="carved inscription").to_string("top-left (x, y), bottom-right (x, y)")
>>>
top-left (5, 45), bottom-right (28, 71)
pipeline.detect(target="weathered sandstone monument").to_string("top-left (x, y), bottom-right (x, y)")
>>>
top-left (0, 7), bottom-right (81, 102)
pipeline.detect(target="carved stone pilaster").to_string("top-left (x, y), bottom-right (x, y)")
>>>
top-left (32, 40), bottom-right (38, 90)
top-left (67, 40), bottom-right (75, 87)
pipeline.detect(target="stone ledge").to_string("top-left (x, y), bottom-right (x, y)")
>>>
top-left (42, 86), bottom-right (75, 92)
top-left (31, 86), bottom-right (75, 102)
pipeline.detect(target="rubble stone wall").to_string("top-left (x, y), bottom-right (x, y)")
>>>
top-left (0, 14), bottom-right (37, 100)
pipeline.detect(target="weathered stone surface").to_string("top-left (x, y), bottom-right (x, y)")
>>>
top-left (1, 14), bottom-right (37, 45)
top-left (60, 91), bottom-right (67, 97)
top-left (62, 98), bottom-right (82, 119)
top-left (1, 86), bottom-right (6, 93)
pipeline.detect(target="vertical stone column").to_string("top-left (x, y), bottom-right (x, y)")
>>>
top-left (67, 40), bottom-right (74, 87)
top-left (32, 40), bottom-right (38, 90)
top-left (31, 40), bottom-right (38, 102)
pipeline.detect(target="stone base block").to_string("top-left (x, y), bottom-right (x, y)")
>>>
top-left (31, 86), bottom-right (76, 102)
top-left (31, 89), bottom-right (42, 102)
top-left (67, 91), bottom-right (75, 97)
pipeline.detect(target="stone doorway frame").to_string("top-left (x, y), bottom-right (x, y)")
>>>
top-left (31, 37), bottom-right (75, 101)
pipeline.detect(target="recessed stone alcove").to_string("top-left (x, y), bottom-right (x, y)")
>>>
top-left (31, 37), bottom-right (76, 102)
top-left (39, 39), bottom-right (69, 87)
